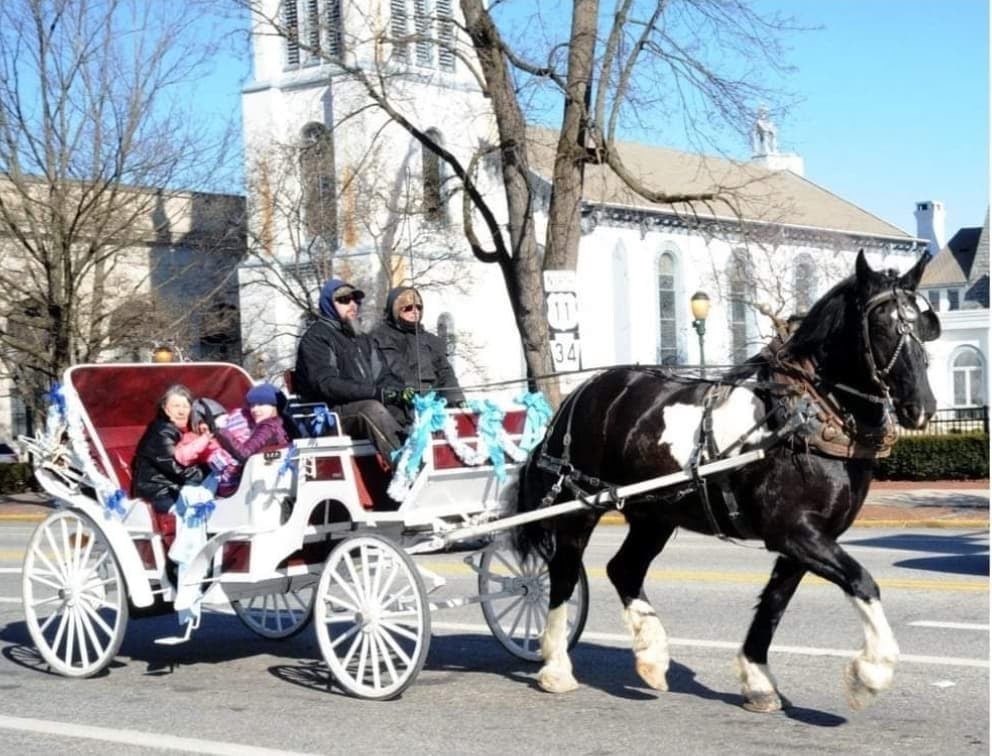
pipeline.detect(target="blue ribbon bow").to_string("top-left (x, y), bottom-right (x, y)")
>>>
top-left (103, 489), bottom-right (128, 517)
top-left (466, 398), bottom-right (509, 481)
top-left (397, 392), bottom-right (449, 477)
top-left (516, 391), bottom-right (552, 452)
top-left (43, 383), bottom-right (67, 418)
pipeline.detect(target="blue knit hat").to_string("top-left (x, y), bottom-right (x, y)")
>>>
top-left (246, 383), bottom-right (280, 407)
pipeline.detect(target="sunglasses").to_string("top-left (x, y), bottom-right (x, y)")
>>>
top-left (334, 294), bottom-right (364, 306)
top-left (401, 303), bottom-right (424, 314)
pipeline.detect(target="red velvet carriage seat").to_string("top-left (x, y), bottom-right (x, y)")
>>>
top-left (67, 363), bottom-right (254, 535)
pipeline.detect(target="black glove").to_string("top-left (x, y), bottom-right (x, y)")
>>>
top-left (378, 387), bottom-right (399, 406)
top-left (203, 411), bottom-right (218, 434)
top-left (399, 387), bottom-right (416, 406)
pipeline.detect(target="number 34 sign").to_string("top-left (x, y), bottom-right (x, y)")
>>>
top-left (544, 270), bottom-right (582, 372)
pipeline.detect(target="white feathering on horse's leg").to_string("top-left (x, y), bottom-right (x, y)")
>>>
top-left (624, 599), bottom-right (669, 691)
top-left (735, 651), bottom-right (784, 713)
top-left (537, 604), bottom-right (578, 693)
top-left (845, 597), bottom-right (899, 710)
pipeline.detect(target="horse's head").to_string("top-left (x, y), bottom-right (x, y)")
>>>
top-left (854, 250), bottom-right (939, 429)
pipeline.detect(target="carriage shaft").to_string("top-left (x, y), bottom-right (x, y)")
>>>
top-left (443, 450), bottom-right (765, 545)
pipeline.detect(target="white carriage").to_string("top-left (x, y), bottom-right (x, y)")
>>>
top-left (17, 362), bottom-right (592, 699)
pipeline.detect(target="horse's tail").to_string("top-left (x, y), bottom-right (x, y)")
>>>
top-left (505, 449), bottom-right (556, 563)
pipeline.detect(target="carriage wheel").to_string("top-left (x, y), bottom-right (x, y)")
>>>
top-left (22, 510), bottom-right (129, 678)
top-left (478, 542), bottom-right (589, 662)
top-left (314, 534), bottom-right (430, 700)
top-left (232, 581), bottom-right (316, 640)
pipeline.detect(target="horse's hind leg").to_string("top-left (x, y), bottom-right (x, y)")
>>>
top-left (737, 556), bottom-right (806, 713)
top-left (606, 520), bottom-right (676, 691)
top-left (538, 514), bottom-right (597, 694)
top-left (774, 528), bottom-right (899, 710)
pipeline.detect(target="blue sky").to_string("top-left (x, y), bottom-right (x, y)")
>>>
top-left (200, 0), bottom-right (989, 237)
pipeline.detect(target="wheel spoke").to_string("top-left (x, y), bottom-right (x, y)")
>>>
top-left (374, 558), bottom-right (401, 604)
top-left (28, 572), bottom-right (65, 593)
top-left (369, 629), bottom-right (381, 690)
top-left (492, 594), bottom-right (525, 624)
top-left (328, 622), bottom-right (362, 651)
top-left (331, 565), bottom-right (363, 609)
top-left (354, 634), bottom-right (370, 687)
top-left (373, 633), bottom-right (399, 686)
top-left (378, 619), bottom-right (420, 643)
top-left (493, 550), bottom-right (523, 577)
top-left (376, 624), bottom-right (414, 667)
top-left (379, 583), bottom-right (415, 612)
top-left (343, 552), bottom-right (367, 603)
top-left (325, 592), bottom-right (358, 613)
top-left (73, 607), bottom-right (96, 668)
top-left (41, 528), bottom-right (69, 582)
top-left (79, 599), bottom-right (116, 638)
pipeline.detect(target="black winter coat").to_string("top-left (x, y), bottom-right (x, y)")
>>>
top-left (131, 417), bottom-right (206, 513)
top-left (294, 316), bottom-right (380, 408)
top-left (371, 321), bottom-right (465, 405)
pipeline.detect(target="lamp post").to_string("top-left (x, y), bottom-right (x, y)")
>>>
top-left (690, 291), bottom-right (711, 376)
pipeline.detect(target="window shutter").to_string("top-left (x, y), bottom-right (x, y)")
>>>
top-left (284, 0), bottom-right (300, 66)
top-left (390, 0), bottom-right (409, 62)
top-left (436, 0), bottom-right (454, 71)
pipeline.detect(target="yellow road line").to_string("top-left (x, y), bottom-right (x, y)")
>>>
top-left (0, 555), bottom-right (985, 594)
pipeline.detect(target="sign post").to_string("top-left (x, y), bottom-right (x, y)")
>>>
top-left (544, 270), bottom-right (582, 373)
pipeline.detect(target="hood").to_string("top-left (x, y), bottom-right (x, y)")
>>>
top-left (318, 278), bottom-right (350, 320)
top-left (384, 286), bottom-right (423, 332)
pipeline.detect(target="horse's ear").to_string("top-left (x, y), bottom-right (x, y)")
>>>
top-left (855, 249), bottom-right (875, 293)
top-left (897, 252), bottom-right (932, 291)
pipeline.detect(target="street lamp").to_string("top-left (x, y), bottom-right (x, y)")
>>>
top-left (690, 291), bottom-right (711, 374)
top-left (151, 344), bottom-right (176, 363)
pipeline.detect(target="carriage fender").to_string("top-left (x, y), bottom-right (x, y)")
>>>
top-left (659, 388), bottom-right (773, 467)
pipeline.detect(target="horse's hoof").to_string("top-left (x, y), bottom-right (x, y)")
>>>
top-left (845, 658), bottom-right (892, 710)
top-left (635, 659), bottom-right (669, 691)
top-left (538, 667), bottom-right (579, 693)
top-left (742, 692), bottom-right (784, 713)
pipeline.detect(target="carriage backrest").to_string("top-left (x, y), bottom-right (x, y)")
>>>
top-left (66, 363), bottom-right (254, 492)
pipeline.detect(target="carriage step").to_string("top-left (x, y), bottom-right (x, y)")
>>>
top-left (154, 617), bottom-right (196, 645)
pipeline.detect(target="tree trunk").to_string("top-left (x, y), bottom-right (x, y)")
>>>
top-left (543, 0), bottom-right (599, 273)
top-left (461, 0), bottom-right (558, 401)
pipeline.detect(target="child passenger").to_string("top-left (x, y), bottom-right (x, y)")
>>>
top-left (208, 383), bottom-right (290, 496)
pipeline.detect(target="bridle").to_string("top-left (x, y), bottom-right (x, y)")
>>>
top-left (857, 287), bottom-right (933, 402)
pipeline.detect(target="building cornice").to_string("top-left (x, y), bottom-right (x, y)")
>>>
top-left (578, 202), bottom-right (926, 253)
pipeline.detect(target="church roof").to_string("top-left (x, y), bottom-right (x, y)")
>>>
top-left (526, 129), bottom-right (914, 241)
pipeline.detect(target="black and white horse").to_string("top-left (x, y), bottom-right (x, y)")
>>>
top-left (512, 251), bottom-right (939, 711)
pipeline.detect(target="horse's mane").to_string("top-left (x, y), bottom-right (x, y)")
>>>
top-left (784, 274), bottom-right (858, 361)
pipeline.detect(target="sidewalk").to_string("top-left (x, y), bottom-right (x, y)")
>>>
top-left (1, 481), bottom-right (987, 528)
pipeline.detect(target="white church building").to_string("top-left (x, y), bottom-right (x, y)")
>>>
top-left (236, 1), bottom-right (981, 411)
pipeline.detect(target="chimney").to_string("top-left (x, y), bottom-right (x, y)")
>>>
top-left (914, 200), bottom-right (946, 256)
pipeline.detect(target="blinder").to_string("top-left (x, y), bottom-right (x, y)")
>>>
top-left (861, 287), bottom-right (936, 395)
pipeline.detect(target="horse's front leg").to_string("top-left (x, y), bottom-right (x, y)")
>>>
top-left (606, 521), bottom-right (676, 691)
top-left (778, 528), bottom-right (899, 710)
top-left (737, 555), bottom-right (806, 712)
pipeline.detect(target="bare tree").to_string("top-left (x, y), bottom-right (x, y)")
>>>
top-left (242, 0), bottom-right (799, 395)
top-left (0, 0), bottom-right (243, 419)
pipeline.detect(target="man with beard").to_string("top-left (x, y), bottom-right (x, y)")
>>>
top-left (294, 278), bottom-right (403, 463)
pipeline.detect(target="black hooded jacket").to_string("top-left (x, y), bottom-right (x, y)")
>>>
top-left (294, 278), bottom-right (379, 407)
top-left (370, 286), bottom-right (464, 405)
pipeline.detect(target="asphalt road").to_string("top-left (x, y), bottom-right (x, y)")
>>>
top-left (0, 522), bottom-right (986, 755)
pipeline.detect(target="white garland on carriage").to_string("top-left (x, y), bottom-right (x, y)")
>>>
top-left (386, 390), bottom-right (553, 502)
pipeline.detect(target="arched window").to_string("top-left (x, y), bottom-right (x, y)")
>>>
top-left (300, 122), bottom-right (337, 244)
top-left (951, 347), bottom-right (985, 407)
top-left (437, 312), bottom-right (456, 357)
top-left (423, 128), bottom-right (446, 224)
top-left (657, 252), bottom-right (678, 364)
top-left (793, 253), bottom-right (817, 314)
top-left (729, 250), bottom-right (753, 364)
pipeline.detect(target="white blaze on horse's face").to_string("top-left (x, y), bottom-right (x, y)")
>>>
top-left (658, 389), bottom-right (773, 467)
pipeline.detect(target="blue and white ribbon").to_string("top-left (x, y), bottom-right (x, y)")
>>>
top-left (387, 391), bottom-right (552, 502)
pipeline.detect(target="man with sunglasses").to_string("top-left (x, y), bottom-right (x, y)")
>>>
top-left (294, 278), bottom-right (403, 464)
top-left (371, 285), bottom-right (465, 428)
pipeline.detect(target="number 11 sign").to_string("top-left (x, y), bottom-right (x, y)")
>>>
top-left (544, 270), bottom-right (582, 372)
